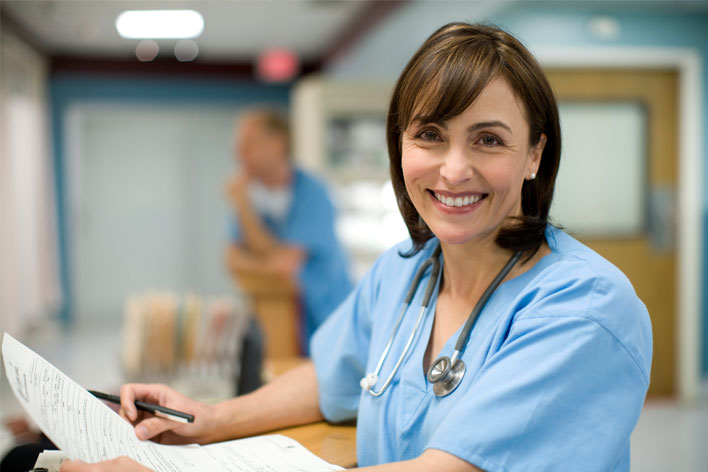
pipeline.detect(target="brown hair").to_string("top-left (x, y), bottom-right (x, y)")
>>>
top-left (244, 106), bottom-right (292, 156)
top-left (386, 22), bottom-right (561, 256)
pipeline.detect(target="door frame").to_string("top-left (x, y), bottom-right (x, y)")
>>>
top-left (537, 46), bottom-right (703, 402)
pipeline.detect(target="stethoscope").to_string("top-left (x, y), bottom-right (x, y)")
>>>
top-left (360, 245), bottom-right (523, 397)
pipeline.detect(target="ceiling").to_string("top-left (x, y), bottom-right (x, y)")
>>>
top-left (0, 0), bottom-right (401, 66)
top-left (4, 0), bottom-right (705, 71)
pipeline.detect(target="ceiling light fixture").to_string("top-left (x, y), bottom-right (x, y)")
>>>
top-left (116, 10), bottom-right (204, 39)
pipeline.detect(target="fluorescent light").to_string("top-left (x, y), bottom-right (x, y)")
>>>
top-left (116, 10), bottom-right (204, 39)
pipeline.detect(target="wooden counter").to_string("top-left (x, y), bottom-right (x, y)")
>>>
top-left (276, 421), bottom-right (357, 469)
top-left (266, 358), bottom-right (357, 468)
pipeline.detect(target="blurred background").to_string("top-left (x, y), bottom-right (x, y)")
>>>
top-left (1, 0), bottom-right (707, 469)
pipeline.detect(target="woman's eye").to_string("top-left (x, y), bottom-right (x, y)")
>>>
top-left (479, 134), bottom-right (501, 146)
top-left (418, 129), bottom-right (440, 142)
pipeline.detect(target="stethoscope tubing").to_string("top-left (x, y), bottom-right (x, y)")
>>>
top-left (362, 244), bottom-right (523, 398)
top-left (366, 305), bottom-right (429, 396)
top-left (454, 250), bottom-right (523, 353)
top-left (364, 247), bottom-right (442, 396)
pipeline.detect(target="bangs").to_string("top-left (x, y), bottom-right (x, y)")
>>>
top-left (396, 38), bottom-right (502, 130)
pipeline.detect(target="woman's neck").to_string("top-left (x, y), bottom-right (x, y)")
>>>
top-left (438, 237), bottom-right (549, 305)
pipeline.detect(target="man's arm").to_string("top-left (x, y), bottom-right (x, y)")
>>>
top-left (225, 244), bottom-right (304, 295)
top-left (226, 174), bottom-right (283, 254)
top-left (225, 174), bottom-right (306, 281)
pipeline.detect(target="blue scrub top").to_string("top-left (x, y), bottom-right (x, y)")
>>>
top-left (232, 167), bottom-right (352, 349)
top-left (310, 225), bottom-right (652, 471)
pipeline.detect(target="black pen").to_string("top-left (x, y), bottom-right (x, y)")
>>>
top-left (89, 390), bottom-right (195, 424)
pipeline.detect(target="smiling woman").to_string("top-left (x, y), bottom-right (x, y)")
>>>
top-left (400, 77), bottom-right (546, 249)
top-left (60, 22), bottom-right (652, 472)
top-left (387, 23), bottom-right (560, 257)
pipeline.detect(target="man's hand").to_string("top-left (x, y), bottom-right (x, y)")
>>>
top-left (225, 173), bottom-right (250, 212)
top-left (227, 244), bottom-right (305, 285)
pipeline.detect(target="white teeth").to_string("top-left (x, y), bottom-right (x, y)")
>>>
top-left (434, 192), bottom-right (482, 208)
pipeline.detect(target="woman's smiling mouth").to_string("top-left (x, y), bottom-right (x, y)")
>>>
top-left (430, 190), bottom-right (486, 208)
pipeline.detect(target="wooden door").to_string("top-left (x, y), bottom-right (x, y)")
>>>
top-left (545, 69), bottom-right (678, 396)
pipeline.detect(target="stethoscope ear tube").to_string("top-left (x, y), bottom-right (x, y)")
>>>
top-left (421, 249), bottom-right (442, 308)
top-left (453, 250), bottom-right (523, 353)
top-left (403, 244), bottom-right (442, 305)
top-left (361, 245), bottom-right (443, 396)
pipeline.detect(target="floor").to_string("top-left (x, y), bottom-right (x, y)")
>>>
top-left (2, 320), bottom-right (708, 470)
top-left (631, 398), bottom-right (708, 471)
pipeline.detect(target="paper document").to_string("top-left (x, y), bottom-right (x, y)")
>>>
top-left (33, 450), bottom-right (69, 472)
top-left (2, 333), bottom-right (343, 471)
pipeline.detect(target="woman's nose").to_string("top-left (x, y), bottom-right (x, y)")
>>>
top-left (439, 146), bottom-right (474, 185)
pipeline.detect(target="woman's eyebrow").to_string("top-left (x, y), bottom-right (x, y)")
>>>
top-left (468, 120), bottom-right (512, 133)
top-left (409, 118), bottom-right (444, 129)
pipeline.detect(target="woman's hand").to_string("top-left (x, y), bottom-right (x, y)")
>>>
top-left (118, 383), bottom-right (217, 445)
top-left (60, 457), bottom-right (152, 472)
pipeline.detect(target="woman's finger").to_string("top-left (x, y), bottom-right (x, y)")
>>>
top-left (60, 459), bottom-right (86, 471)
top-left (134, 416), bottom-right (178, 441)
top-left (119, 384), bottom-right (139, 421)
top-left (119, 384), bottom-right (168, 422)
top-left (60, 457), bottom-right (152, 471)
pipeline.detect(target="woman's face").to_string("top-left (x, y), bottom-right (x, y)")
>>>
top-left (401, 76), bottom-right (545, 248)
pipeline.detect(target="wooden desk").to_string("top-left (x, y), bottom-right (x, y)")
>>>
top-left (276, 421), bottom-right (357, 469)
top-left (267, 358), bottom-right (357, 468)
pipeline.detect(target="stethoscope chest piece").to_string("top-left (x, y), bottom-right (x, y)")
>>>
top-left (427, 356), bottom-right (466, 397)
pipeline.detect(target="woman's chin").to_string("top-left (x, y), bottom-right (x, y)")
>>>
top-left (432, 229), bottom-right (491, 247)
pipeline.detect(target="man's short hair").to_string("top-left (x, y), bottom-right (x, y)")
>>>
top-left (245, 107), bottom-right (291, 151)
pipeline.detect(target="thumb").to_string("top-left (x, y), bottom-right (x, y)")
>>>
top-left (134, 416), bottom-right (176, 441)
top-left (60, 459), bottom-right (86, 471)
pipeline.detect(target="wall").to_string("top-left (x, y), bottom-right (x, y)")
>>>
top-left (49, 75), bottom-right (290, 322)
top-left (0, 28), bottom-right (62, 337)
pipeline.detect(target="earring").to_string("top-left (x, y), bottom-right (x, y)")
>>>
top-left (528, 172), bottom-right (537, 180)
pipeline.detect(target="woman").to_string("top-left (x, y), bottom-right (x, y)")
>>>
top-left (62, 22), bottom-right (652, 472)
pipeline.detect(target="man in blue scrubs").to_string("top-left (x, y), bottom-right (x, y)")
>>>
top-left (225, 108), bottom-right (352, 352)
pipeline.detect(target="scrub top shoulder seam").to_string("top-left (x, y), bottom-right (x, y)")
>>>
top-left (511, 314), bottom-right (650, 385)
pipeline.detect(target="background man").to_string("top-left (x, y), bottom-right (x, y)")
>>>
top-left (225, 108), bottom-right (352, 355)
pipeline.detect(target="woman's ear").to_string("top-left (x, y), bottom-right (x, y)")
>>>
top-left (529, 133), bottom-right (547, 174)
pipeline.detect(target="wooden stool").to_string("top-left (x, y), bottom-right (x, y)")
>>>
top-left (233, 272), bottom-right (301, 359)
